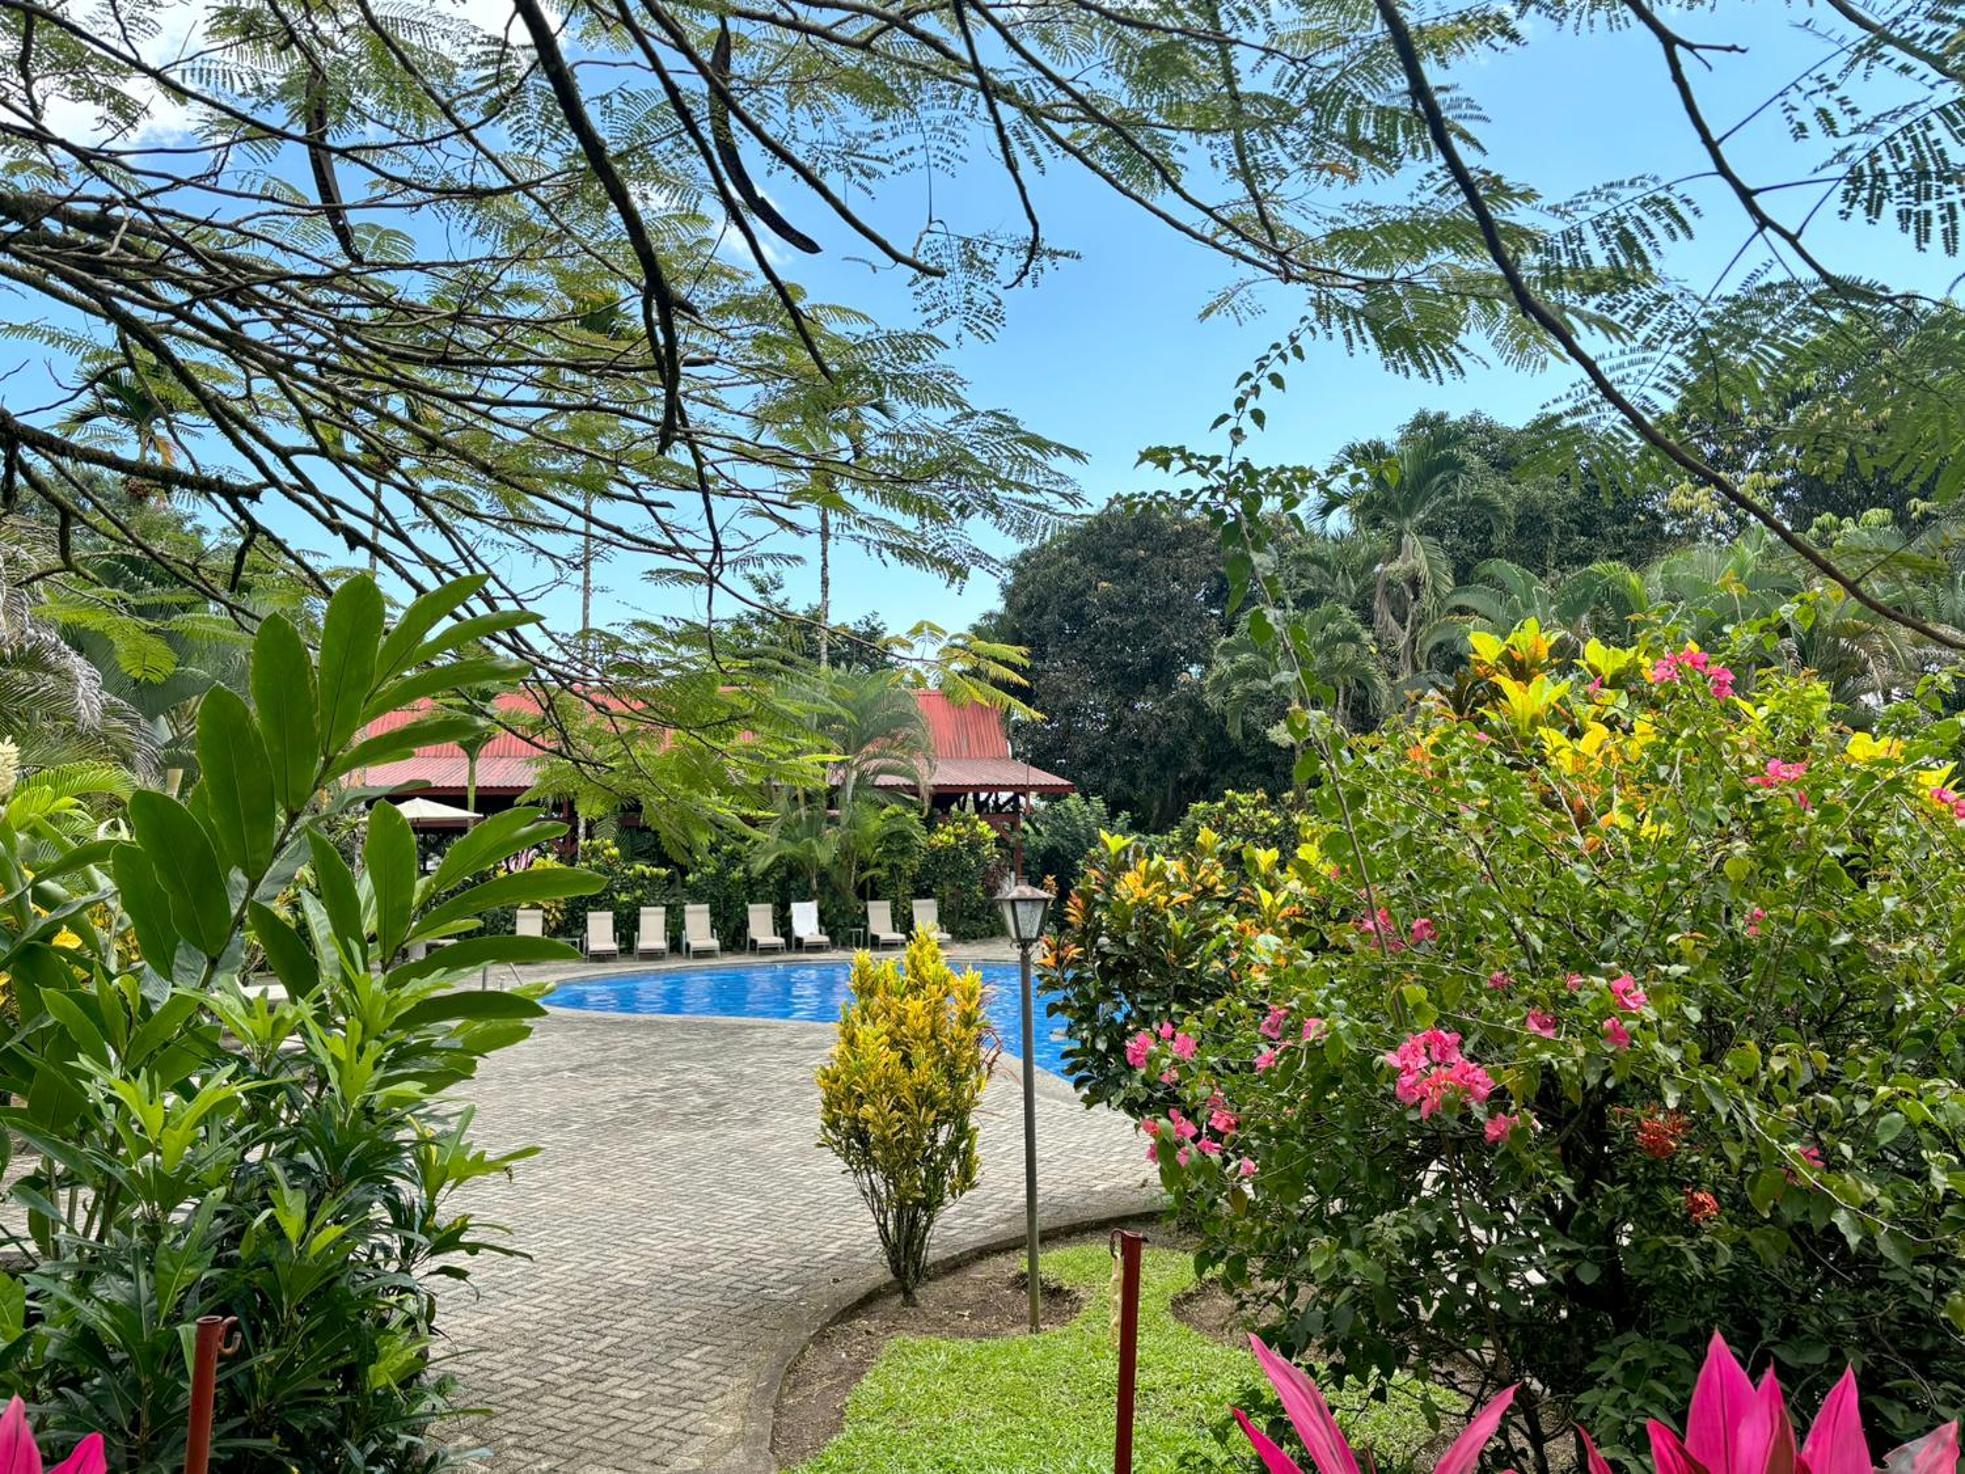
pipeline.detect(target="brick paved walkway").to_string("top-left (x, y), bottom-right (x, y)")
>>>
top-left (437, 1007), bottom-right (1154, 1473)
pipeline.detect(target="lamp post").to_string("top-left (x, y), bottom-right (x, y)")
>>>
top-left (996, 879), bottom-right (1052, 1333)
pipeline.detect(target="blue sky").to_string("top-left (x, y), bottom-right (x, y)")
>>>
top-left (621, 8), bottom-right (1958, 638)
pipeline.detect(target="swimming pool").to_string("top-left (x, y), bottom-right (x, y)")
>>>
top-left (545, 959), bottom-right (1079, 1078)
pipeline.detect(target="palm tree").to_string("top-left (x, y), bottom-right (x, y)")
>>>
top-left (0, 568), bottom-right (158, 781)
top-left (1207, 605), bottom-right (1389, 740)
top-left (1322, 426), bottom-right (1497, 683)
top-left (811, 668), bottom-right (934, 810)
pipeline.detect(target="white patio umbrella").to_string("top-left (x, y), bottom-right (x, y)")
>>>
top-left (391, 796), bottom-right (482, 827)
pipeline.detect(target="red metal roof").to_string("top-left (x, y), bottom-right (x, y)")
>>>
top-left (357, 688), bottom-right (1071, 798)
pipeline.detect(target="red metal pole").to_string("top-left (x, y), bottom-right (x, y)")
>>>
top-left (1112, 1229), bottom-right (1144, 1474)
top-left (183, 1315), bottom-right (239, 1474)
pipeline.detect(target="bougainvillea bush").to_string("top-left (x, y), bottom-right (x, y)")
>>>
top-left (1047, 621), bottom-right (1965, 1468)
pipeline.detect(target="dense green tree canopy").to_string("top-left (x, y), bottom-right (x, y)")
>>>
top-left (981, 503), bottom-right (1289, 828)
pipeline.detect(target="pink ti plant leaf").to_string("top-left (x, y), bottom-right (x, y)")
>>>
top-left (1802, 1369), bottom-right (1871, 1474)
top-left (1590, 1335), bottom-right (1961, 1474)
top-left (1238, 1336), bottom-right (1515, 1474)
top-left (1686, 1333), bottom-right (1760, 1474)
top-left (0, 1397), bottom-right (106, 1474)
top-left (1884, 1425), bottom-right (1962, 1474)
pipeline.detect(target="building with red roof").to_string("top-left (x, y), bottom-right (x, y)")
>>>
top-left (360, 688), bottom-right (1071, 825)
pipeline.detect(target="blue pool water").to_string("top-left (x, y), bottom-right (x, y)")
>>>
top-left (546, 960), bottom-right (1078, 1077)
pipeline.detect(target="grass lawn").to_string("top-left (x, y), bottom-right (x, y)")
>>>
top-left (791, 1242), bottom-right (1435, 1473)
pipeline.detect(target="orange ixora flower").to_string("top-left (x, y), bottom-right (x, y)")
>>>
top-left (1634, 1110), bottom-right (1689, 1160)
top-left (1684, 1188), bottom-right (1721, 1225)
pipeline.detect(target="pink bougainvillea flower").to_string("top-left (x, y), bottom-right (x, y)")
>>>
top-left (1750, 758), bottom-right (1810, 789)
top-left (1160, 1068), bottom-right (1181, 1086)
top-left (1566, 973), bottom-right (1585, 992)
top-left (1198, 1137), bottom-right (1222, 1157)
top-left (1485, 1113), bottom-right (1521, 1144)
top-left (1525, 1009), bottom-right (1559, 1039)
top-left (1487, 970), bottom-right (1513, 991)
top-left (1210, 1108), bottom-right (1239, 1136)
top-left (1254, 1048), bottom-right (1280, 1072)
top-left (0, 1397), bottom-right (107, 1474)
top-left (1237, 1157), bottom-right (1258, 1179)
top-left (1146, 1141), bottom-right (1159, 1163)
top-left (1125, 1030), bottom-right (1154, 1069)
top-left (1610, 973), bottom-right (1649, 1012)
top-left (1386, 1031), bottom-right (1495, 1117)
top-left (1650, 654), bottom-right (1682, 684)
top-left (1158, 1021), bottom-right (1176, 1041)
top-left (1798, 1145), bottom-right (1825, 1169)
top-left (1172, 1032), bottom-right (1198, 1061)
top-left (1708, 667), bottom-right (1736, 701)
top-left (1355, 907), bottom-right (1406, 951)
top-left (1173, 1115), bottom-right (1200, 1142)
top-left (1410, 916), bottom-right (1438, 945)
top-left (1142, 1117), bottom-right (1161, 1138)
top-left (1301, 1017), bottom-right (1326, 1042)
top-left (1259, 1004), bottom-right (1290, 1040)
top-left (1176, 1145), bottom-right (1193, 1167)
top-left (1234, 1336), bottom-right (1514, 1474)
top-left (1745, 906), bottom-right (1767, 938)
top-left (1603, 1017), bottom-right (1633, 1050)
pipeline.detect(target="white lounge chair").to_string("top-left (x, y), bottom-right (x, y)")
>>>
top-left (636, 906), bottom-right (669, 959)
top-left (683, 903), bottom-right (722, 958)
top-left (865, 899), bottom-right (906, 949)
top-left (586, 910), bottom-right (620, 960)
top-left (911, 898), bottom-right (952, 943)
top-left (747, 902), bottom-right (787, 952)
top-left (515, 908), bottom-right (544, 939)
top-left (790, 900), bottom-right (830, 951)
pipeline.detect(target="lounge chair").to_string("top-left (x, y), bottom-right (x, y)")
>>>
top-left (790, 900), bottom-right (830, 951)
top-left (911, 898), bottom-right (953, 943)
top-left (515, 908), bottom-right (544, 939)
top-left (865, 899), bottom-right (906, 949)
top-left (683, 903), bottom-right (722, 958)
top-left (636, 906), bottom-right (669, 959)
top-left (586, 910), bottom-right (620, 961)
top-left (747, 902), bottom-right (787, 952)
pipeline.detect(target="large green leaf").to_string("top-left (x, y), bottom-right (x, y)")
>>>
top-left (365, 802), bottom-right (418, 961)
top-left (248, 901), bottom-right (319, 998)
top-left (127, 791), bottom-right (232, 958)
top-left (417, 610), bottom-right (541, 664)
top-left (306, 831), bottom-right (366, 969)
top-left (375, 575), bottom-right (490, 684)
top-left (385, 935), bottom-right (576, 987)
top-left (410, 866), bottom-right (602, 941)
top-left (112, 844), bottom-right (181, 974)
top-left (252, 613), bottom-right (320, 814)
top-left (395, 989), bottom-right (548, 1031)
top-left (426, 807), bottom-right (566, 895)
top-left (316, 577), bottom-right (384, 758)
top-left (361, 656), bottom-right (526, 727)
top-left (196, 686), bottom-right (276, 881)
top-left (323, 714), bottom-right (487, 788)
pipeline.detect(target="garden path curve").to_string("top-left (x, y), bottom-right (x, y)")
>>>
top-left (438, 1007), bottom-right (1154, 1474)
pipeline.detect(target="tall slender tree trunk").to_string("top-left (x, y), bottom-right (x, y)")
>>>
top-left (817, 504), bottom-right (832, 671)
top-left (581, 490), bottom-right (594, 656)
